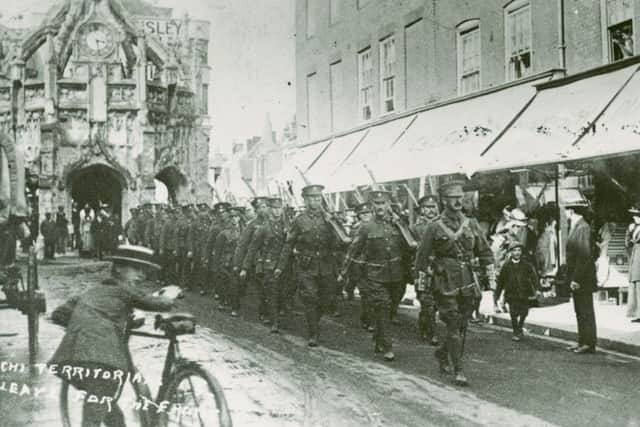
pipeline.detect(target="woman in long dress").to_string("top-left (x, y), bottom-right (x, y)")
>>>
top-left (79, 204), bottom-right (95, 257)
top-left (625, 205), bottom-right (640, 322)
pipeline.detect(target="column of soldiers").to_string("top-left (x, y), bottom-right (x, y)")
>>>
top-left (123, 179), bottom-right (492, 387)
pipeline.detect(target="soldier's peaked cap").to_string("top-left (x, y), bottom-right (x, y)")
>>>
top-left (229, 207), bottom-right (243, 216)
top-left (250, 197), bottom-right (269, 208)
top-left (439, 180), bottom-right (466, 197)
top-left (197, 203), bottom-right (208, 209)
top-left (355, 202), bottom-right (371, 214)
top-left (107, 244), bottom-right (160, 270)
top-left (301, 184), bottom-right (325, 197)
top-left (214, 202), bottom-right (231, 211)
top-left (418, 195), bottom-right (439, 207)
top-left (368, 189), bottom-right (391, 203)
top-left (267, 197), bottom-right (283, 207)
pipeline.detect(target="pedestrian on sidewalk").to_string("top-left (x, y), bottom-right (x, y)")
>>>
top-left (625, 203), bottom-right (640, 322)
top-left (495, 241), bottom-right (539, 341)
top-left (48, 244), bottom-right (174, 427)
top-left (40, 212), bottom-right (57, 260)
top-left (564, 201), bottom-right (598, 354)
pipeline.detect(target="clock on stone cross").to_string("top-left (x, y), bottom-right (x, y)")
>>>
top-left (77, 22), bottom-right (117, 58)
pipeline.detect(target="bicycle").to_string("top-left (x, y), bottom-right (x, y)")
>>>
top-left (60, 312), bottom-right (233, 427)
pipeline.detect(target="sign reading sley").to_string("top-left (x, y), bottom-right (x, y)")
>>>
top-left (138, 18), bottom-right (184, 45)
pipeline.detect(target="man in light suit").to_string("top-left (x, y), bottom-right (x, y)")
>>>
top-left (564, 201), bottom-right (597, 354)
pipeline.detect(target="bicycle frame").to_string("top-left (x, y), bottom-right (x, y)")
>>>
top-left (128, 328), bottom-right (180, 410)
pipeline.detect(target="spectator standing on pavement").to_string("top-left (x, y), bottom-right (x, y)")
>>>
top-left (55, 206), bottom-right (69, 255)
top-left (79, 203), bottom-right (95, 257)
top-left (625, 203), bottom-right (640, 322)
top-left (564, 201), bottom-right (597, 354)
top-left (495, 241), bottom-right (538, 341)
top-left (71, 201), bottom-right (80, 250)
top-left (49, 245), bottom-right (174, 427)
top-left (536, 211), bottom-right (558, 280)
top-left (40, 212), bottom-right (57, 260)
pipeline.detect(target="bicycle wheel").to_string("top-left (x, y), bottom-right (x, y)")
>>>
top-left (59, 379), bottom-right (154, 427)
top-left (157, 361), bottom-right (232, 427)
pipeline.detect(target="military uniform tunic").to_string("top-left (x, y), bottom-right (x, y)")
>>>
top-left (277, 209), bottom-right (338, 340)
top-left (411, 215), bottom-right (439, 341)
top-left (415, 209), bottom-right (492, 372)
top-left (342, 215), bottom-right (411, 352)
top-left (213, 221), bottom-right (241, 309)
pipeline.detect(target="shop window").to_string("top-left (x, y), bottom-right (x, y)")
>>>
top-left (605, 0), bottom-right (635, 62)
top-left (358, 48), bottom-right (373, 121)
top-left (505, 1), bottom-right (532, 81)
top-left (379, 35), bottom-right (396, 114)
top-left (457, 21), bottom-right (481, 95)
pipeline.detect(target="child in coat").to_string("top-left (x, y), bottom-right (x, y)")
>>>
top-left (496, 241), bottom-right (539, 341)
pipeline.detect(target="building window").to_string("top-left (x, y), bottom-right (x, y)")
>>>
top-left (329, 0), bottom-right (342, 25)
top-left (379, 36), bottom-right (396, 114)
top-left (357, 0), bottom-right (370, 9)
top-left (329, 61), bottom-right (342, 132)
top-left (606, 0), bottom-right (634, 61)
top-left (306, 0), bottom-right (316, 38)
top-left (306, 72), bottom-right (318, 139)
top-left (201, 84), bottom-right (208, 114)
top-left (358, 48), bottom-right (373, 121)
top-left (457, 21), bottom-right (481, 95)
top-left (505, 1), bottom-right (531, 80)
top-left (146, 61), bottom-right (159, 81)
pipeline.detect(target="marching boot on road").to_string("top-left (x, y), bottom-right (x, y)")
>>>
top-left (339, 189), bottom-right (412, 362)
top-left (415, 180), bottom-right (495, 386)
top-left (275, 185), bottom-right (339, 347)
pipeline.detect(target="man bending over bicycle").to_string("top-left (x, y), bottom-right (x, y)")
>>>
top-left (49, 245), bottom-right (175, 427)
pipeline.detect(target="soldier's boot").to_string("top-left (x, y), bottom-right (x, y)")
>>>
top-left (454, 370), bottom-right (469, 387)
top-left (305, 306), bottom-right (318, 347)
top-left (435, 347), bottom-right (453, 375)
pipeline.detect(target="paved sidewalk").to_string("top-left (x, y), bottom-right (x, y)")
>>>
top-left (478, 290), bottom-right (640, 357)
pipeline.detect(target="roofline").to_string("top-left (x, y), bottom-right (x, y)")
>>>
top-left (535, 56), bottom-right (640, 90)
top-left (297, 68), bottom-right (562, 149)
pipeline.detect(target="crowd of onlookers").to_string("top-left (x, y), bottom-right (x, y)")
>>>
top-left (22, 201), bottom-right (122, 260)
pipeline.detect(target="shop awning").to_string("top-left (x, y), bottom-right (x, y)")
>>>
top-left (271, 139), bottom-right (330, 194)
top-left (324, 115), bottom-right (417, 192)
top-left (305, 128), bottom-right (368, 183)
top-left (478, 63), bottom-right (640, 172)
top-left (361, 78), bottom-right (546, 184)
top-left (568, 66), bottom-right (640, 162)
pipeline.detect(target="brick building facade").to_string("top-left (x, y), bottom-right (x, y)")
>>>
top-left (296, 0), bottom-right (639, 144)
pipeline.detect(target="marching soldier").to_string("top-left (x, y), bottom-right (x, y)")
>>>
top-left (411, 195), bottom-right (441, 345)
top-left (194, 203), bottom-right (212, 295)
top-left (176, 205), bottom-right (195, 289)
top-left (346, 202), bottom-right (374, 331)
top-left (415, 180), bottom-right (494, 386)
top-left (206, 202), bottom-right (230, 299)
top-left (275, 184), bottom-right (339, 347)
top-left (159, 206), bottom-right (177, 285)
top-left (234, 197), bottom-right (270, 322)
top-left (338, 190), bottom-right (412, 361)
top-left (242, 197), bottom-right (287, 333)
top-left (213, 206), bottom-right (242, 314)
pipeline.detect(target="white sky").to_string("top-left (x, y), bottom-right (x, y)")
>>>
top-left (0, 0), bottom-right (296, 156)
